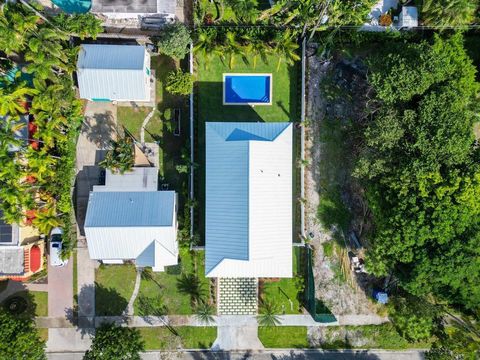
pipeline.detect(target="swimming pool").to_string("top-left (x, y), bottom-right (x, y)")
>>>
top-left (223, 74), bottom-right (272, 105)
top-left (52, 0), bottom-right (91, 14)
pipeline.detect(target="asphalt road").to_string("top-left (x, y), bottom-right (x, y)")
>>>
top-left (47, 349), bottom-right (424, 360)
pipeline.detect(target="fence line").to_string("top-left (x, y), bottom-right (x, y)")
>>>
top-left (189, 42), bottom-right (195, 239)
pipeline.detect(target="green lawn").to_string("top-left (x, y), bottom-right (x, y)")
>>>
top-left (321, 324), bottom-right (434, 350)
top-left (139, 326), bottom-right (216, 350)
top-left (260, 247), bottom-right (304, 314)
top-left (258, 327), bottom-right (309, 348)
top-left (38, 328), bottom-right (48, 342)
top-left (95, 264), bottom-right (137, 316)
top-left (195, 53), bottom-right (300, 241)
top-left (31, 291), bottom-right (48, 317)
top-left (134, 248), bottom-right (210, 315)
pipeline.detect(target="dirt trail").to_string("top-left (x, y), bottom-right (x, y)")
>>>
top-left (304, 46), bottom-right (377, 316)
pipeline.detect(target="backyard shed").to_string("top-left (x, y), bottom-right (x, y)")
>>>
top-left (205, 122), bottom-right (293, 278)
top-left (76, 44), bottom-right (151, 102)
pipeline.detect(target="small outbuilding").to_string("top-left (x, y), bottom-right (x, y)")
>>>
top-left (77, 44), bottom-right (151, 102)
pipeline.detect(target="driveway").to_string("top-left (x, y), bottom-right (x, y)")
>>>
top-left (47, 255), bottom-right (73, 317)
top-left (75, 102), bottom-right (117, 236)
top-left (212, 316), bottom-right (263, 351)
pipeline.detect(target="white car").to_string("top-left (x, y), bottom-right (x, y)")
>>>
top-left (49, 227), bottom-right (68, 267)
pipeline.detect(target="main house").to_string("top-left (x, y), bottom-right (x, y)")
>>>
top-left (205, 122), bottom-right (293, 278)
top-left (84, 167), bottom-right (178, 272)
top-left (76, 44), bottom-right (151, 102)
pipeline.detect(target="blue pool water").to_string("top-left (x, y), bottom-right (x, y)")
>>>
top-left (224, 74), bottom-right (271, 104)
top-left (52, 0), bottom-right (91, 13)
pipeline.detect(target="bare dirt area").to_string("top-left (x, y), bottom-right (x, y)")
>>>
top-left (304, 43), bottom-right (381, 317)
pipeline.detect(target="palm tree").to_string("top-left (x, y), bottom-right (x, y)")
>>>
top-left (422, 0), bottom-right (476, 29)
top-left (242, 36), bottom-right (271, 69)
top-left (272, 30), bottom-right (301, 72)
top-left (32, 203), bottom-right (61, 235)
top-left (227, 0), bottom-right (259, 23)
top-left (223, 31), bottom-right (247, 70)
top-left (0, 81), bottom-right (37, 116)
top-left (177, 273), bottom-right (206, 305)
top-left (195, 301), bottom-right (215, 325)
top-left (0, 3), bottom-right (38, 55)
top-left (99, 137), bottom-right (134, 174)
top-left (193, 28), bottom-right (224, 69)
top-left (257, 299), bottom-right (281, 327)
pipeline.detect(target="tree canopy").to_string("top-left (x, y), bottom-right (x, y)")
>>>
top-left (84, 323), bottom-right (144, 360)
top-left (356, 34), bottom-right (480, 310)
top-left (157, 22), bottom-right (191, 59)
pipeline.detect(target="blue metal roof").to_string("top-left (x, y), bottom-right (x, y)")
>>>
top-left (85, 191), bottom-right (175, 227)
top-left (205, 122), bottom-right (291, 274)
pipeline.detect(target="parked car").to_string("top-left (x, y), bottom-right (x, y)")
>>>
top-left (49, 227), bottom-right (68, 267)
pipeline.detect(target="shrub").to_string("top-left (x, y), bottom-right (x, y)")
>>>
top-left (165, 70), bottom-right (193, 96)
top-left (157, 22), bottom-right (191, 59)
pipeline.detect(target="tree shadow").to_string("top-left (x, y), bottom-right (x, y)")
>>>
top-left (1, 289), bottom-right (37, 320)
top-left (82, 111), bottom-right (117, 149)
top-left (271, 349), bottom-right (382, 359)
top-left (140, 268), bottom-right (164, 290)
top-left (94, 282), bottom-right (129, 317)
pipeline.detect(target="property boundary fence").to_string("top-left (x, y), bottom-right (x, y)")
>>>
top-left (189, 42), bottom-right (195, 240)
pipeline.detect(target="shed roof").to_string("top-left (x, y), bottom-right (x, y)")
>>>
top-left (85, 191), bottom-right (175, 228)
top-left (77, 45), bottom-right (149, 101)
top-left (205, 122), bottom-right (293, 278)
top-left (93, 167), bottom-right (158, 192)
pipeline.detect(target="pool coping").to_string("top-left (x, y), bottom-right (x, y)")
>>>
top-left (222, 73), bottom-right (273, 106)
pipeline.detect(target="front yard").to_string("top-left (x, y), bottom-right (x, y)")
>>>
top-left (260, 247), bottom-right (305, 314)
top-left (139, 327), bottom-right (216, 350)
top-left (258, 326), bottom-right (309, 348)
top-left (95, 248), bottom-right (211, 316)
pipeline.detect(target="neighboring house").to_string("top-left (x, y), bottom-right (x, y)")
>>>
top-left (0, 116), bottom-right (44, 281)
top-left (90, 0), bottom-right (176, 23)
top-left (84, 167), bottom-right (178, 272)
top-left (76, 44), bottom-right (151, 102)
top-left (205, 122), bottom-right (293, 278)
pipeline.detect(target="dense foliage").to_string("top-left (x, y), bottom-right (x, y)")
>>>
top-left (0, 307), bottom-right (46, 360)
top-left (356, 34), bottom-right (480, 310)
top-left (0, 3), bottom-right (89, 257)
top-left (421, 0), bottom-right (479, 29)
top-left (165, 70), bottom-right (194, 96)
top-left (157, 22), bottom-right (191, 60)
top-left (84, 323), bottom-right (144, 360)
top-left (99, 137), bottom-right (135, 174)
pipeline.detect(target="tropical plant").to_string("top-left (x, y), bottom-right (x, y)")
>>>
top-left (223, 31), bottom-right (248, 70)
top-left (0, 307), bottom-right (46, 360)
top-left (52, 13), bottom-right (103, 40)
top-left (242, 35), bottom-right (270, 69)
top-left (193, 28), bottom-right (224, 69)
top-left (0, 2), bottom-right (38, 55)
top-left (257, 299), bottom-right (281, 327)
top-left (177, 273), bottom-right (206, 305)
top-left (0, 81), bottom-right (37, 116)
top-left (195, 301), bottom-right (215, 325)
top-left (84, 323), bottom-right (144, 360)
top-left (99, 137), bottom-right (135, 174)
top-left (31, 204), bottom-right (61, 235)
top-left (421, 0), bottom-right (478, 29)
top-left (165, 70), bottom-right (194, 96)
top-left (272, 30), bottom-right (300, 71)
top-left (157, 22), bottom-right (191, 59)
top-left (226, 0), bottom-right (259, 23)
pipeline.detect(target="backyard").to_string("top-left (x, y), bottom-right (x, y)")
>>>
top-left (95, 248), bottom-right (211, 316)
top-left (194, 52), bottom-right (301, 242)
top-left (116, 55), bottom-right (190, 199)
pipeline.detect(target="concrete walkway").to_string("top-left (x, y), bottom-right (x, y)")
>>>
top-left (125, 268), bottom-right (142, 316)
top-left (47, 349), bottom-right (426, 360)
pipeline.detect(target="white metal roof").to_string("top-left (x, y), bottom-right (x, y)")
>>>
top-left (84, 191), bottom-right (178, 270)
top-left (77, 44), bottom-right (150, 101)
top-left (205, 122), bottom-right (293, 278)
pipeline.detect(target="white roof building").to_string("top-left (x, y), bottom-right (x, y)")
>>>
top-left (77, 44), bottom-right (151, 102)
top-left (84, 167), bottom-right (177, 272)
top-left (205, 122), bottom-right (293, 278)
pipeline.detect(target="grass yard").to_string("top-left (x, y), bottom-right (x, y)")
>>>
top-left (31, 291), bottom-right (48, 317)
top-left (258, 327), bottom-right (309, 348)
top-left (260, 247), bottom-right (304, 314)
top-left (195, 53), bottom-right (300, 242)
top-left (139, 326), bottom-right (216, 350)
top-left (38, 328), bottom-right (48, 342)
top-left (116, 54), bottom-right (190, 202)
top-left (320, 324), bottom-right (434, 350)
top-left (95, 264), bottom-right (137, 316)
top-left (134, 248), bottom-right (210, 315)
